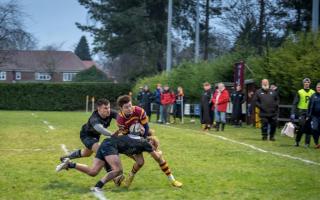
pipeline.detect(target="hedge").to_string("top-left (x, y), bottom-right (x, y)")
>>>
top-left (0, 82), bottom-right (130, 111)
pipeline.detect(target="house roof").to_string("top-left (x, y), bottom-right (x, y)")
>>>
top-left (82, 60), bottom-right (97, 69)
top-left (0, 50), bottom-right (87, 72)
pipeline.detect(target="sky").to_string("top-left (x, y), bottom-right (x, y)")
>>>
top-left (19, 0), bottom-right (93, 51)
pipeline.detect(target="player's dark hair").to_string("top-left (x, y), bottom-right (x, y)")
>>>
top-left (96, 98), bottom-right (110, 107)
top-left (117, 95), bottom-right (131, 108)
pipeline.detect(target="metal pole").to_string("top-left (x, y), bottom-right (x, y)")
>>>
top-left (166, 0), bottom-right (173, 72)
top-left (181, 96), bottom-right (184, 124)
top-left (91, 97), bottom-right (95, 112)
top-left (195, 0), bottom-right (200, 63)
top-left (312, 0), bottom-right (319, 33)
top-left (86, 95), bottom-right (89, 112)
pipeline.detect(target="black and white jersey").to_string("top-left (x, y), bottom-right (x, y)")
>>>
top-left (81, 110), bottom-right (118, 137)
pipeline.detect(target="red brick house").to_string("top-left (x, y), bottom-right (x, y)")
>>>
top-left (0, 50), bottom-right (89, 83)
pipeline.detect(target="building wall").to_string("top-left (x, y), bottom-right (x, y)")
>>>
top-left (0, 71), bottom-right (77, 83)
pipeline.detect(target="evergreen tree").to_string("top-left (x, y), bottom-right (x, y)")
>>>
top-left (73, 66), bottom-right (109, 82)
top-left (74, 36), bottom-right (92, 61)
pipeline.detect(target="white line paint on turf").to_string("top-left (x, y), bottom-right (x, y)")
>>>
top-left (60, 144), bottom-right (69, 154)
top-left (92, 190), bottom-right (108, 200)
top-left (0, 148), bottom-right (55, 152)
top-left (48, 125), bottom-right (55, 130)
top-left (160, 124), bottom-right (320, 166)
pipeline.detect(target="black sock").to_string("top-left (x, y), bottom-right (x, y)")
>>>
top-left (68, 149), bottom-right (82, 159)
top-left (95, 180), bottom-right (105, 188)
top-left (68, 162), bottom-right (76, 168)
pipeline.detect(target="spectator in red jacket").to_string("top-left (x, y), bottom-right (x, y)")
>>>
top-left (212, 83), bottom-right (230, 131)
top-left (161, 85), bottom-right (175, 124)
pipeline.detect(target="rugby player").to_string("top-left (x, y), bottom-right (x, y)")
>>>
top-left (56, 124), bottom-right (181, 191)
top-left (57, 98), bottom-right (118, 176)
top-left (116, 95), bottom-right (182, 188)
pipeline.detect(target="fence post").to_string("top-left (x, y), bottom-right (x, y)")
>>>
top-left (86, 95), bottom-right (89, 113)
top-left (91, 96), bottom-right (95, 112)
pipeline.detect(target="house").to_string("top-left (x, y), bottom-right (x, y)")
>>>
top-left (0, 50), bottom-right (88, 83)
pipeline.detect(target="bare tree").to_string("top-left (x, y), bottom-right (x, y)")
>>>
top-left (0, 0), bottom-right (37, 50)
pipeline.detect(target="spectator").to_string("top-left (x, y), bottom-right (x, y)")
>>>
top-left (212, 83), bottom-right (230, 131)
top-left (154, 83), bottom-right (163, 123)
top-left (231, 85), bottom-right (245, 127)
top-left (140, 85), bottom-right (154, 121)
top-left (173, 86), bottom-right (184, 123)
top-left (137, 86), bottom-right (144, 107)
top-left (291, 78), bottom-right (315, 147)
top-left (200, 82), bottom-right (213, 131)
top-left (307, 81), bottom-right (320, 148)
top-left (161, 85), bottom-right (175, 124)
top-left (253, 79), bottom-right (279, 141)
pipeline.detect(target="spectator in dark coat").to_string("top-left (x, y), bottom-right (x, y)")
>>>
top-left (200, 82), bottom-right (213, 131)
top-left (253, 79), bottom-right (280, 141)
top-left (161, 85), bottom-right (175, 124)
top-left (137, 86), bottom-right (144, 107)
top-left (307, 81), bottom-right (320, 149)
top-left (231, 85), bottom-right (245, 127)
top-left (140, 85), bottom-right (154, 120)
top-left (154, 83), bottom-right (163, 123)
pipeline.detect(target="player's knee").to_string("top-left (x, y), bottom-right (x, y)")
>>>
top-left (88, 169), bottom-right (99, 177)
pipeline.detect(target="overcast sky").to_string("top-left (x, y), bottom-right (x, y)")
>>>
top-left (20, 0), bottom-right (93, 51)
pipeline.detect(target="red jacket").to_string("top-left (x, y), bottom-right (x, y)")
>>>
top-left (161, 91), bottom-right (175, 105)
top-left (211, 89), bottom-right (230, 112)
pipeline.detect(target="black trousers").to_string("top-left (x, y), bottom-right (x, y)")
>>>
top-left (311, 117), bottom-right (320, 145)
top-left (261, 116), bottom-right (277, 138)
top-left (295, 113), bottom-right (312, 144)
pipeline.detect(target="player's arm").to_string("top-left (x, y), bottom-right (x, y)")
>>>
top-left (93, 124), bottom-right (113, 137)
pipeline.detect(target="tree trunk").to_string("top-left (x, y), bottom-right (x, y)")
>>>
top-left (203, 0), bottom-right (210, 60)
top-left (258, 0), bottom-right (265, 55)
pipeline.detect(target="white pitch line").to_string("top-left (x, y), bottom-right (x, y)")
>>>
top-left (160, 124), bottom-right (320, 166)
top-left (42, 120), bottom-right (49, 125)
top-left (60, 144), bottom-right (69, 154)
top-left (48, 125), bottom-right (55, 130)
top-left (0, 148), bottom-right (55, 152)
top-left (92, 190), bottom-right (108, 200)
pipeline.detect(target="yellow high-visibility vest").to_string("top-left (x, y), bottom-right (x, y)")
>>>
top-left (297, 89), bottom-right (315, 110)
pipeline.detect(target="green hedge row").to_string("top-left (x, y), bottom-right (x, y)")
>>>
top-left (0, 82), bottom-right (130, 111)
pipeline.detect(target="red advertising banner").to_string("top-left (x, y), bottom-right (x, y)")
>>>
top-left (234, 61), bottom-right (245, 88)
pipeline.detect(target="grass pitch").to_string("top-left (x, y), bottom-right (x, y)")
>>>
top-left (0, 111), bottom-right (319, 200)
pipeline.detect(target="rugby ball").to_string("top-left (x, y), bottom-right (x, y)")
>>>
top-left (129, 123), bottom-right (145, 136)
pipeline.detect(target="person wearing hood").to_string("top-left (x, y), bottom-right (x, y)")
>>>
top-left (307, 80), bottom-right (320, 149)
top-left (291, 78), bottom-right (315, 147)
top-left (253, 79), bottom-right (279, 141)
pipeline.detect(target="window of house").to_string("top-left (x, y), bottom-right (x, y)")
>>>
top-left (0, 71), bottom-right (6, 80)
top-left (15, 72), bottom-right (21, 80)
top-left (63, 73), bottom-right (77, 81)
top-left (35, 72), bottom-right (51, 81)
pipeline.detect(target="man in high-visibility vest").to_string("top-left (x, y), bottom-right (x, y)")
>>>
top-left (291, 78), bottom-right (315, 147)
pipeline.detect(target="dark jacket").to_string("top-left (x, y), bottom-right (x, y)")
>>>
top-left (307, 93), bottom-right (320, 118)
top-left (231, 91), bottom-right (245, 117)
top-left (154, 88), bottom-right (162, 104)
top-left (253, 88), bottom-right (279, 117)
top-left (200, 89), bottom-right (213, 124)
